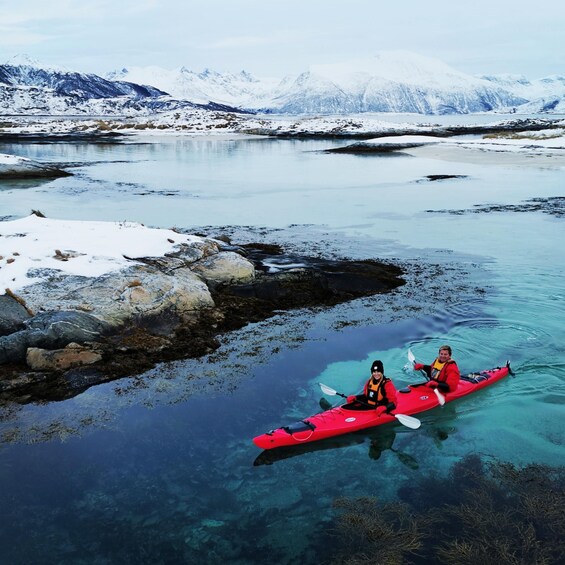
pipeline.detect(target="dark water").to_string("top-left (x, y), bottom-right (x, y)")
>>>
top-left (1, 133), bottom-right (564, 563)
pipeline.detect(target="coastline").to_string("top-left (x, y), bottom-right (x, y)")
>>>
top-left (0, 218), bottom-right (407, 402)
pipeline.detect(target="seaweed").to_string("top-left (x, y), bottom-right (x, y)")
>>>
top-left (330, 455), bottom-right (565, 564)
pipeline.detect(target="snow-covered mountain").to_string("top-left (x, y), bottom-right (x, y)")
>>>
top-left (250, 52), bottom-right (529, 114)
top-left (479, 73), bottom-right (565, 101)
top-left (2, 51), bottom-right (564, 117)
top-left (107, 66), bottom-right (278, 107)
top-left (479, 74), bottom-right (565, 114)
top-left (0, 56), bottom-right (244, 116)
top-left (0, 56), bottom-right (166, 100)
top-left (105, 52), bottom-right (540, 115)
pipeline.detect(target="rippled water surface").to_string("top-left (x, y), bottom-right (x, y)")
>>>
top-left (1, 128), bottom-right (564, 564)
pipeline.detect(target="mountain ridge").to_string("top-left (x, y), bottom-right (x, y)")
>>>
top-left (1, 51), bottom-right (564, 116)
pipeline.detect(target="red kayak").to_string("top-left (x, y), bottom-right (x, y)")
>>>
top-left (253, 363), bottom-right (511, 450)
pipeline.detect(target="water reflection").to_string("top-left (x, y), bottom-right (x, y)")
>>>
top-left (253, 400), bottom-right (460, 469)
top-left (257, 426), bottom-right (423, 470)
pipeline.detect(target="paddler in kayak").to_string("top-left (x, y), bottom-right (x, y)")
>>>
top-left (346, 360), bottom-right (398, 415)
top-left (413, 344), bottom-right (460, 393)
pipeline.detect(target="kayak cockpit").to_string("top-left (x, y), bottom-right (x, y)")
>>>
top-left (281, 419), bottom-right (316, 435)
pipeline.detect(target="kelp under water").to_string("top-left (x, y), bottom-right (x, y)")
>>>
top-left (331, 454), bottom-right (565, 565)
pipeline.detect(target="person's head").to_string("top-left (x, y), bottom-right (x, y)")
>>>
top-left (438, 345), bottom-right (452, 362)
top-left (371, 360), bottom-right (384, 377)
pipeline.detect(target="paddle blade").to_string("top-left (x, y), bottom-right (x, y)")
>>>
top-left (395, 414), bottom-right (421, 429)
top-left (434, 388), bottom-right (446, 406)
top-left (319, 382), bottom-right (338, 396)
top-left (407, 348), bottom-right (416, 365)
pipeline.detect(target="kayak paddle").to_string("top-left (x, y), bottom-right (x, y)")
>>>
top-left (408, 348), bottom-right (445, 406)
top-left (318, 383), bottom-right (421, 430)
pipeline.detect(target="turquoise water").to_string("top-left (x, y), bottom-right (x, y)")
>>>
top-left (0, 132), bottom-right (564, 564)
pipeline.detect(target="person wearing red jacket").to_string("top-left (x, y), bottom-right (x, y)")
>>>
top-left (413, 344), bottom-right (460, 393)
top-left (347, 360), bottom-right (397, 415)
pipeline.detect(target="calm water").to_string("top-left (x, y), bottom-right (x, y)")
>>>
top-left (1, 127), bottom-right (564, 564)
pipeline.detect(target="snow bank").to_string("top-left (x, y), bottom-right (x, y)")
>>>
top-left (0, 215), bottom-right (202, 292)
top-left (360, 131), bottom-right (565, 152)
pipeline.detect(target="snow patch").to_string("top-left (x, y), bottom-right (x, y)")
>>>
top-left (0, 215), bottom-right (203, 292)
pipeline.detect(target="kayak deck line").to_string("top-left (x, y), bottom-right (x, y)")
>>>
top-left (253, 363), bottom-right (512, 450)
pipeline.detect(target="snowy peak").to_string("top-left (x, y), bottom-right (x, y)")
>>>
top-left (2, 51), bottom-right (565, 117)
top-left (309, 51), bottom-right (475, 88)
top-left (479, 73), bottom-right (565, 101)
top-left (106, 65), bottom-right (279, 106)
top-left (0, 60), bottom-right (167, 99)
top-left (254, 51), bottom-right (530, 114)
top-left (3, 54), bottom-right (68, 73)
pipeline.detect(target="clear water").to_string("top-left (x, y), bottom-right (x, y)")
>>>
top-left (0, 128), bottom-right (564, 564)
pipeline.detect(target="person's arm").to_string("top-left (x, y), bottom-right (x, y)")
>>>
top-left (443, 362), bottom-right (460, 392)
top-left (384, 379), bottom-right (397, 412)
top-left (414, 363), bottom-right (432, 379)
top-left (347, 379), bottom-right (368, 403)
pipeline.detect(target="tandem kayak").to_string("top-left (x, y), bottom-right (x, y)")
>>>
top-left (253, 362), bottom-right (512, 450)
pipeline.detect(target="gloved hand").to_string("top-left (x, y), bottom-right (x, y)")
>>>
top-left (437, 382), bottom-right (450, 393)
top-left (413, 363), bottom-right (424, 371)
top-left (375, 405), bottom-right (387, 416)
top-left (425, 381), bottom-right (438, 389)
top-left (347, 395), bottom-right (357, 403)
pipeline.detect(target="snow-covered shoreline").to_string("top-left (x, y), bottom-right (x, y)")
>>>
top-left (0, 214), bottom-right (257, 380)
top-left (1, 111), bottom-right (564, 140)
top-left (2, 115), bottom-right (564, 182)
top-left (0, 215), bottom-right (204, 292)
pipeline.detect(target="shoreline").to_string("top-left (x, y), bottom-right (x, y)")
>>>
top-left (0, 235), bottom-right (407, 403)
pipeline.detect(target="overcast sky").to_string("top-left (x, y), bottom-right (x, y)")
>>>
top-left (1, 0), bottom-right (563, 79)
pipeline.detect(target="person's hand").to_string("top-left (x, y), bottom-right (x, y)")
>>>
top-left (426, 381), bottom-right (438, 389)
top-left (413, 363), bottom-right (424, 371)
top-left (347, 395), bottom-right (357, 403)
top-left (375, 405), bottom-right (387, 416)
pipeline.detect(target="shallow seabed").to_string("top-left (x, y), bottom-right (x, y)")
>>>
top-left (0, 126), bottom-right (564, 564)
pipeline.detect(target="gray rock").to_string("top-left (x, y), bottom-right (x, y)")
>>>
top-left (0, 294), bottom-right (32, 336)
top-left (0, 311), bottom-right (109, 363)
top-left (18, 265), bottom-right (215, 328)
top-left (17, 251), bottom-right (255, 329)
top-left (190, 251), bottom-right (256, 287)
top-left (0, 243), bottom-right (256, 370)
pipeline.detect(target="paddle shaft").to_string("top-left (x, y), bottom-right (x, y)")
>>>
top-left (319, 383), bottom-right (421, 429)
top-left (408, 349), bottom-right (445, 405)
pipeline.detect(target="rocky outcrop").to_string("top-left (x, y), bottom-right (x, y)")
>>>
top-left (15, 241), bottom-right (255, 328)
top-left (18, 264), bottom-right (216, 330)
top-left (0, 311), bottom-right (110, 364)
top-left (0, 294), bottom-right (32, 335)
top-left (0, 237), bottom-right (253, 367)
top-left (0, 154), bottom-right (72, 178)
top-left (0, 239), bottom-right (405, 402)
